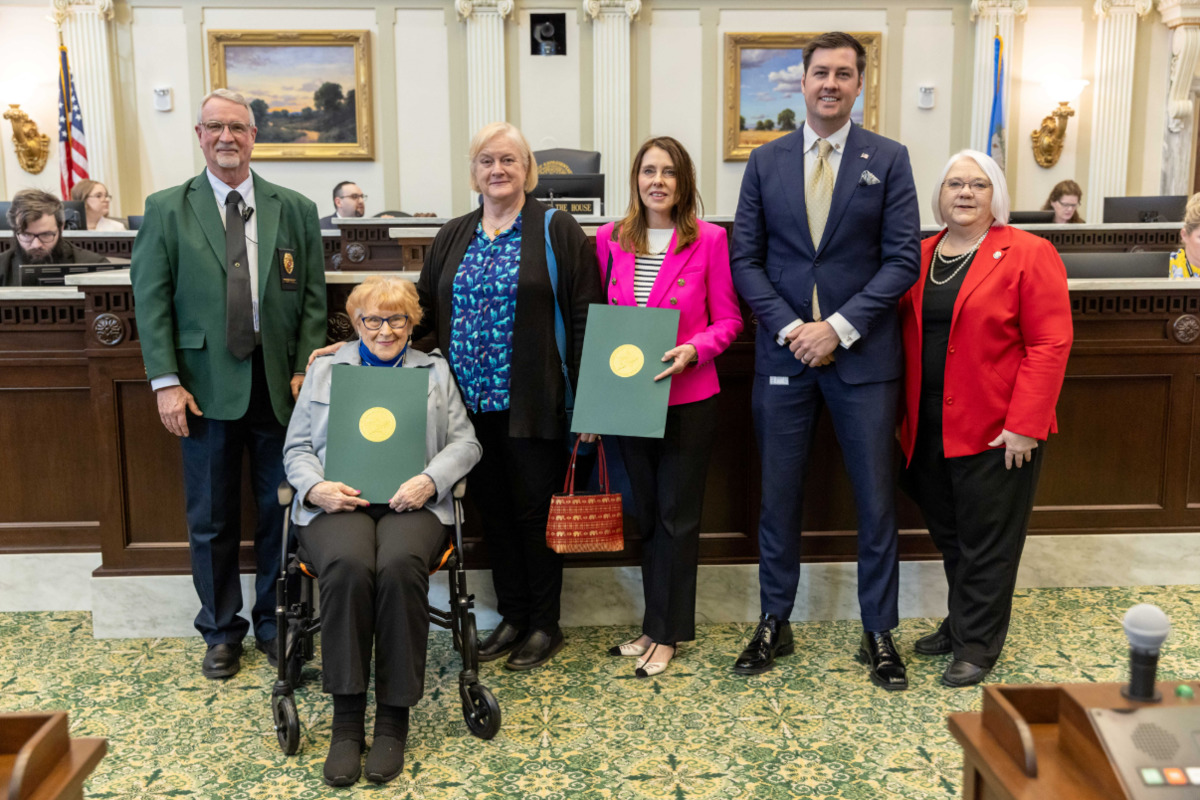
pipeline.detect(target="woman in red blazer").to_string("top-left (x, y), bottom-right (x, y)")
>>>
top-left (898, 150), bottom-right (1072, 687)
top-left (591, 136), bottom-right (743, 677)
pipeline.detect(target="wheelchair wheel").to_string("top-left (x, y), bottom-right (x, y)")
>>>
top-left (462, 683), bottom-right (501, 740)
top-left (272, 693), bottom-right (301, 755)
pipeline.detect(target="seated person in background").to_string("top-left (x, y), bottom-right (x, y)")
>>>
top-left (70, 179), bottom-right (127, 231)
top-left (1169, 193), bottom-right (1200, 278)
top-left (1041, 180), bottom-right (1085, 224)
top-left (283, 276), bottom-right (481, 787)
top-left (319, 181), bottom-right (366, 229)
top-left (1, 189), bottom-right (108, 286)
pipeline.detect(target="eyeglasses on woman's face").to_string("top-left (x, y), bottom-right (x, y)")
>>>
top-left (359, 313), bottom-right (409, 331)
top-left (943, 179), bottom-right (992, 193)
top-left (88, 192), bottom-right (113, 201)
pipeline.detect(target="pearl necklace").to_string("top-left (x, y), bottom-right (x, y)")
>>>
top-left (930, 231), bottom-right (988, 286)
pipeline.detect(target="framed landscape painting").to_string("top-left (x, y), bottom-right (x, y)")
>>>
top-left (208, 30), bottom-right (373, 160)
top-left (723, 32), bottom-right (881, 161)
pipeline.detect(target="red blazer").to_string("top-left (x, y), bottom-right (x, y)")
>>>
top-left (898, 225), bottom-right (1073, 463)
top-left (595, 219), bottom-right (743, 406)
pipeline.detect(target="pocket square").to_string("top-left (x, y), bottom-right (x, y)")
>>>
top-left (859, 170), bottom-right (881, 186)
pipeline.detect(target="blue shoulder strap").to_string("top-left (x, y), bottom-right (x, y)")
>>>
top-left (544, 208), bottom-right (573, 408)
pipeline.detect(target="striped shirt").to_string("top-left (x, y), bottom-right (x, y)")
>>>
top-left (633, 228), bottom-right (675, 306)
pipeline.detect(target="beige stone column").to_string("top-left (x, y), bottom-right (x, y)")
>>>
top-left (584, 0), bottom-right (640, 216)
top-left (1158, 0), bottom-right (1200, 195)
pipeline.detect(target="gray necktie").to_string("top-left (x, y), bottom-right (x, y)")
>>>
top-left (224, 190), bottom-right (255, 360)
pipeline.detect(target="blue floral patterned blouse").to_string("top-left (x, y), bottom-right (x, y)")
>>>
top-left (449, 216), bottom-right (523, 412)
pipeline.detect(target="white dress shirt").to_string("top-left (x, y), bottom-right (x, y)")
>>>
top-left (776, 119), bottom-right (861, 350)
top-left (151, 169), bottom-right (261, 391)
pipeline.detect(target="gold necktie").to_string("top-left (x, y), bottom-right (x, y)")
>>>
top-left (806, 139), bottom-right (834, 320)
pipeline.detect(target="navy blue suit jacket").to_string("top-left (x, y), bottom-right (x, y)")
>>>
top-left (731, 124), bottom-right (921, 384)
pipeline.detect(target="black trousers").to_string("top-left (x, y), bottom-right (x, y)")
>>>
top-left (468, 410), bottom-right (567, 632)
top-left (902, 396), bottom-right (1043, 668)
top-left (298, 507), bottom-right (447, 706)
top-left (179, 348), bottom-right (285, 645)
top-left (616, 395), bottom-right (718, 643)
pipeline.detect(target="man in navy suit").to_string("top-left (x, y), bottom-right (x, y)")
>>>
top-left (730, 32), bottom-right (920, 689)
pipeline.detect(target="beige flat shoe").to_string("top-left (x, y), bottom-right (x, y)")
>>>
top-left (635, 643), bottom-right (675, 678)
top-left (608, 639), bottom-right (648, 657)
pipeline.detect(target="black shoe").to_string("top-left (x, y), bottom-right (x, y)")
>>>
top-left (323, 738), bottom-right (364, 787)
top-left (857, 631), bottom-right (908, 691)
top-left (255, 636), bottom-right (279, 668)
top-left (478, 621), bottom-right (527, 662)
top-left (914, 628), bottom-right (952, 656)
top-left (732, 614), bottom-right (794, 675)
top-left (942, 659), bottom-right (990, 687)
top-left (505, 628), bottom-right (564, 671)
top-left (365, 734), bottom-right (406, 783)
top-left (201, 643), bottom-right (242, 679)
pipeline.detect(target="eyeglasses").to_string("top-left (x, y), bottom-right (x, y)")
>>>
top-left (943, 179), bottom-right (992, 193)
top-left (359, 313), bottom-right (409, 331)
top-left (16, 231), bottom-right (58, 245)
top-left (200, 121), bottom-right (252, 136)
top-left (339, 193), bottom-right (367, 201)
top-left (1054, 201), bottom-right (1079, 210)
top-left (88, 193), bottom-right (113, 200)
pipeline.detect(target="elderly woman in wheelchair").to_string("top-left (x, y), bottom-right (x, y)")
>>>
top-left (283, 275), bottom-right (481, 786)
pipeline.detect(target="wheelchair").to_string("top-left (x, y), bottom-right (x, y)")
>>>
top-left (269, 479), bottom-right (501, 754)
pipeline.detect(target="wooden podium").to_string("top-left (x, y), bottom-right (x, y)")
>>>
top-left (0, 712), bottom-right (105, 800)
top-left (949, 681), bottom-right (1198, 799)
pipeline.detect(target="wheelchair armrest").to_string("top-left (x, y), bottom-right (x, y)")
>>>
top-left (453, 479), bottom-right (466, 500)
top-left (278, 481), bottom-right (295, 507)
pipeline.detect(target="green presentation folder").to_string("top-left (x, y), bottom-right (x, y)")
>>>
top-left (571, 304), bottom-right (680, 438)
top-left (324, 364), bottom-right (429, 503)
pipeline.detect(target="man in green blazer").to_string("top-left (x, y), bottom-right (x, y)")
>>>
top-left (132, 89), bottom-right (327, 679)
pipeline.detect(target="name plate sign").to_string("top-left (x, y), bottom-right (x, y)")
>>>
top-left (546, 197), bottom-right (601, 216)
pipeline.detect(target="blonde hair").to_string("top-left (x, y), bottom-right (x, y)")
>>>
top-left (468, 122), bottom-right (538, 193)
top-left (1183, 193), bottom-right (1200, 235)
top-left (346, 276), bottom-right (422, 327)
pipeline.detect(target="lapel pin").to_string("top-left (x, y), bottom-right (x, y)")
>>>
top-left (993, 251), bottom-right (1002, 259)
top-left (860, 152), bottom-right (869, 159)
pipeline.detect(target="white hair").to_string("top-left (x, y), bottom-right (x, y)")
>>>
top-left (196, 89), bottom-right (256, 127)
top-left (931, 149), bottom-right (1010, 227)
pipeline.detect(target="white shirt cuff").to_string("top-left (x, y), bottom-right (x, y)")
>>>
top-left (150, 374), bottom-right (181, 391)
top-left (826, 313), bottom-right (861, 349)
top-left (776, 319), bottom-right (803, 346)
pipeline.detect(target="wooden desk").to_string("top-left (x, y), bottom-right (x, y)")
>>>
top-left (1, 712), bottom-right (105, 800)
top-left (949, 682), bottom-right (1199, 799)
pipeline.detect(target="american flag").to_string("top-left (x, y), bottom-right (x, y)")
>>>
top-left (58, 45), bottom-right (89, 199)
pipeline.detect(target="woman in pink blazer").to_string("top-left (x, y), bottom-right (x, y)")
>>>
top-left (593, 136), bottom-right (743, 676)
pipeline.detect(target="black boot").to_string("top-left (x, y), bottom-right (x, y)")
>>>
top-left (324, 693), bottom-right (366, 787)
top-left (365, 704), bottom-right (409, 783)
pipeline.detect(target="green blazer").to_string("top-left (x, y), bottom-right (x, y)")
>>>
top-left (131, 170), bottom-right (327, 425)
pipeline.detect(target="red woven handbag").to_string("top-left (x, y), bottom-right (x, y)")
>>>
top-left (546, 437), bottom-right (624, 554)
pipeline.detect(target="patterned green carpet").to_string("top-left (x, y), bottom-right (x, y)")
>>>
top-left (2, 585), bottom-right (1198, 799)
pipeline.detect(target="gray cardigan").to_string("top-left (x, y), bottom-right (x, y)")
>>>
top-left (283, 342), bottom-right (481, 527)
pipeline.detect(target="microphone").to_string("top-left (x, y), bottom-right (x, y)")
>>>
top-left (242, 206), bottom-right (254, 223)
top-left (1121, 603), bottom-right (1170, 702)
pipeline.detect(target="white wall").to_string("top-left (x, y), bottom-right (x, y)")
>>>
top-left (715, 9), bottom-right (890, 215)
top-left (0, 5), bottom-right (69, 197)
top-left (129, 6), bottom-right (196, 207)
top-left (201, 8), bottom-right (384, 216)
top-left (900, 9), bottom-right (956, 225)
top-left (519, 8), bottom-right (582, 152)
top-left (649, 9), bottom-right (704, 198)
top-left (395, 8), bottom-right (454, 217)
top-left (1012, 5), bottom-right (1085, 212)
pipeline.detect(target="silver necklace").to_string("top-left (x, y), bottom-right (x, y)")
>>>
top-left (930, 231), bottom-right (987, 286)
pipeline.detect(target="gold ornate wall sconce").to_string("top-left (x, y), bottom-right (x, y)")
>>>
top-left (3, 104), bottom-right (50, 174)
top-left (1031, 79), bottom-right (1089, 169)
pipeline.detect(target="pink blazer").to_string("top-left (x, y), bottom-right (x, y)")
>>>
top-left (595, 219), bottom-right (743, 406)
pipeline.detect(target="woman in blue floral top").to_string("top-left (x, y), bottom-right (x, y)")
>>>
top-left (415, 122), bottom-right (603, 670)
top-left (1169, 193), bottom-right (1200, 279)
